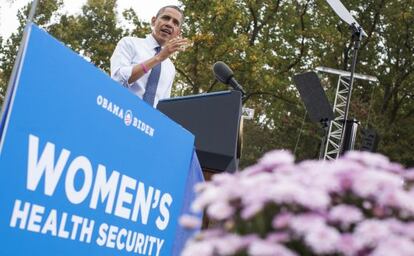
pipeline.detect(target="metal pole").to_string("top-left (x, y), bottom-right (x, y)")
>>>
top-left (0, 0), bottom-right (39, 143)
top-left (339, 25), bottom-right (363, 155)
top-left (28, 0), bottom-right (40, 23)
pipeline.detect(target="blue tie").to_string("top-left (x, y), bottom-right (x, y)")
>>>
top-left (143, 46), bottom-right (162, 106)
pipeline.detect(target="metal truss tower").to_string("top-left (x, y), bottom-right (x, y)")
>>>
top-left (315, 67), bottom-right (378, 160)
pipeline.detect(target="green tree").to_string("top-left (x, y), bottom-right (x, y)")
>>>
top-left (175, 0), bottom-right (414, 167)
top-left (373, 0), bottom-right (414, 165)
top-left (49, 0), bottom-right (124, 72)
top-left (121, 8), bottom-right (151, 38)
top-left (311, 0), bottom-right (414, 165)
top-left (1, 0), bottom-right (413, 166)
top-left (176, 0), bottom-right (332, 166)
top-left (0, 0), bottom-right (63, 106)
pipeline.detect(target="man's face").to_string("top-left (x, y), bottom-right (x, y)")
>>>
top-left (151, 8), bottom-right (182, 46)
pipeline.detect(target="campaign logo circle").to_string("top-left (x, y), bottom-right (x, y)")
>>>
top-left (124, 110), bottom-right (133, 126)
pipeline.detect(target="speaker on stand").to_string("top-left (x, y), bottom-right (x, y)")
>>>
top-left (359, 128), bottom-right (379, 152)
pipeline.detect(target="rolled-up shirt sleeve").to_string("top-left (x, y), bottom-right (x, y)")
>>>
top-left (110, 37), bottom-right (135, 87)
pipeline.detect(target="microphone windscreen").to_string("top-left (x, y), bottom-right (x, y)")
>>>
top-left (213, 61), bottom-right (233, 84)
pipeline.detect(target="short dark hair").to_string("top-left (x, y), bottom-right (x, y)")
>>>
top-left (156, 5), bottom-right (184, 25)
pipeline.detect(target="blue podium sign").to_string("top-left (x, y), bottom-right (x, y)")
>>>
top-left (0, 24), bottom-right (195, 255)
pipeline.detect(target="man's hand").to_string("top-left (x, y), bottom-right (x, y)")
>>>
top-left (128, 37), bottom-right (189, 84)
top-left (157, 37), bottom-right (190, 61)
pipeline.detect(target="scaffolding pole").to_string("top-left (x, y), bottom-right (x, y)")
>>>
top-left (315, 67), bottom-right (378, 160)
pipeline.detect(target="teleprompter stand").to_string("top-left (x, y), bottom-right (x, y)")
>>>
top-left (293, 71), bottom-right (335, 160)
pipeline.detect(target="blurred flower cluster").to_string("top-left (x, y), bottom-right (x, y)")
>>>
top-left (180, 150), bottom-right (414, 256)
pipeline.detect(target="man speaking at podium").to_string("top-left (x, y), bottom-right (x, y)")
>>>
top-left (110, 5), bottom-right (189, 107)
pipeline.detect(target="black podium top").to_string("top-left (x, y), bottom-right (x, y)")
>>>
top-left (157, 91), bottom-right (242, 173)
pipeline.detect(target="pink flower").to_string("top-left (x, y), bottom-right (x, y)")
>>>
top-left (191, 186), bottom-right (221, 212)
top-left (179, 214), bottom-right (202, 229)
top-left (207, 201), bottom-right (235, 220)
top-left (329, 204), bottom-right (363, 228)
top-left (290, 214), bottom-right (326, 235)
top-left (304, 224), bottom-right (341, 254)
top-left (403, 169), bottom-right (414, 181)
top-left (241, 202), bottom-right (265, 219)
top-left (266, 181), bottom-right (306, 204)
top-left (370, 236), bottom-right (414, 256)
top-left (240, 234), bottom-right (260, 247)
top-left (296, 166), bottom-right (339, 192)
top-left (352, 170), bottom-right (403, 198)
top-left (393, 190), bottom-right (414, 214)
top-left (213, 234), bottom-right (246, 255)
top-left (343, 151), bottom-right (390, 168)
top-left (266, 232), bottom-right (290, 243)
top-left (183, 232), bottom-right (250, 256)
top-left (272, 213), bottom-right (293, 229)
top-left (199, 228), bottom-right (225, 239)
top-left (191, 174), bottom-right (245, 220)
top-left (193, 180), bottom-right (211, 193)
top-left (344, 151), bottom-right (404, 174)
top-left (258, 150), bottom-right (294, 170)
top-left (385, 162), bottom-right (405, 174)
top-left (295, 188), bottom-right (330, 210)
top-left (241, 173), bottom-right (275, 206)
top-left (181, 240), bottom-right (214, 256)
top-left (386, 219), bottom-right (414, 239)
top-left (211, 172), bottom-right (237, 185)
top-left (248, 239), bottom-right (298, 256)
top-left (354, 219), bottom-right (390, 247)
top-left (242, 164), bottom-right (268, 176)
top-left (334, 167), bottom-right (359, 191)
top-left (336, 233), bottom-right (363, 256)
top-left (183, 150), bottom-right (414, 256)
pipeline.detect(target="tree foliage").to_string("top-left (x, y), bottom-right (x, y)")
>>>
top-left (177, 0), bottom-right (414, 166)
top-left (0, 0), bottom-right (413, 166)
top-left (0, 0), bottom-right (63, 104)
top-left (49, 0), bottom-right (125, 72)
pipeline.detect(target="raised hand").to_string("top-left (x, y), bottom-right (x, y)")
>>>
top-left (157, 37), bottom-right (190, 61)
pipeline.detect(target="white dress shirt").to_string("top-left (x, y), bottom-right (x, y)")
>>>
top-left (110, 34), bottom-right (175, 106)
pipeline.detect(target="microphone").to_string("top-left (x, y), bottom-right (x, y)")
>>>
top-left (213, 61), bottom-right (246, 95)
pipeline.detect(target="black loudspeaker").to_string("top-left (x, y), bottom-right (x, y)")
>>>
top-left (340, 119), bottom-right (359, 154)
top-left (293, 72), bottom-right (335, 123)
top-left (157, 91), bottom-right (242, 173)
top-left (360, 128), bottom-right (379, 152)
